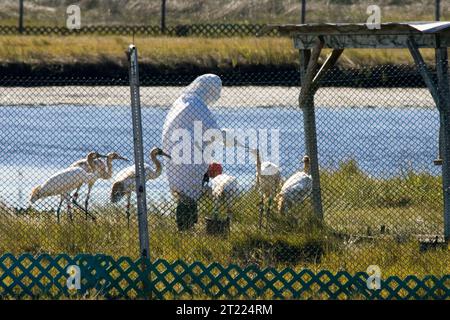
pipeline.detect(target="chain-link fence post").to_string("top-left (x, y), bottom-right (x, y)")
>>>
top-left (435, 0), bottom-right (441, 21)
top-left (161, 0), bottom-right (167, 34)
top-left (128, 44), bottom-right (150, 259)
top-left (18, 0), bottom-right (24, 34)
top-left (301, 0), bottom-right (306, 24)
top-left (127, 45), bottom-right (152, 296)
top-left (128, 44), bottom-right (150, 255)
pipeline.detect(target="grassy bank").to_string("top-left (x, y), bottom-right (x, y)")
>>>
top-left (0, 160), bottom-right (447, 280)
top-left (0, 35), bottom-right (438, 71)
top-left (0, 36), bottom-right (295, 66)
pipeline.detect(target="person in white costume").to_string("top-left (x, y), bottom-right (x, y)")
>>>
top-left (162, 74), bottom-right (223, 231)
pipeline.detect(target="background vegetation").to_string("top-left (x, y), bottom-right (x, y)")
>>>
top-left (1, 0), bottom-right (447, 26)
top-left (0, 0), bottom-right (445, 69)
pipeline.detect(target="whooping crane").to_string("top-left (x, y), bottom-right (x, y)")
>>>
top-left (277, 156), bottom-right (312, 215)
top-left (29, 152), bottom-right (105, 223)
top-left (70, 152), bottom-right (129, 217)
top-left (251, 148), bottom-right (281, 230)
top-left (110, 147), bottom-right (171, 227)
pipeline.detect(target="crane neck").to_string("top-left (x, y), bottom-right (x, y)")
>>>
top-left (105, 156), bottom-right (114, 178)
top-left (87, 155), bottom-right (96, 172)
top-left (148, 152), bottom-right (163, 179)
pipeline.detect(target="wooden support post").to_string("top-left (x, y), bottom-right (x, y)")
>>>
top-left (436, 43), bottom-right (450, 240)
top-left (299, 39), bottom-right (323, 105)
top-left (407, 37), bottom-right (443, 166)
top-left (407, 38), bottom-right (439, 106)
top-left (299, 38), bottom-right (324, 220)
top-left (299, 49), bottom-right (311, 81)
top-left (408, 36), bottom-right (450, 238)
top-left (298, 39), bottom-right (343, 221)
top-left (311, 49), bottom-right (344, 95)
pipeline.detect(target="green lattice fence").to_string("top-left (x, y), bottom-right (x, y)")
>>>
top-left (0, 254), bottom-right (449, 300)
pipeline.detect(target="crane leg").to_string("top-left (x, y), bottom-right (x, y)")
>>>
top-left (70, 186), bottom-right (96, 221)
top-left (278, 196), bottom-right (285, 216)
top-left (266, 196), bottom-right (273, 232)
top-left (71, 187), bottom-right (80, 206)
top-left (258, 195), bottom-right (264, 230)
top-left (71, 189), bottom-right (82, 217)
top-left (226, 203), bottom-right (233, 220)
top-left (84, 183), bottom-right (93, 220)
top-left (226, 201), bottom-right (233, 236)
top-left (226, 203), bottom-right (232, 236)
top-left (65, 194), bottom-right (73, 222)
top-left (214, 199), bottom-right (220, 217)
top-left (56, 196), bottom-right (64, 223)
top-left (72, 191), bottom-right (78, 203)
top-left (126, 194), bottom-right (131, 228)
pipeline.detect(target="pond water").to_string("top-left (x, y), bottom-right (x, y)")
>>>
top-left (0, 105), bottom-right (440, 209)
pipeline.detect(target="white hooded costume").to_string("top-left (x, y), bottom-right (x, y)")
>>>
top-left (162, 74), bottom-right (222, 203)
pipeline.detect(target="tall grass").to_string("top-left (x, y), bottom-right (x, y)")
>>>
top-left (0, 160), bottom-right (448, 277)
top-left (0, 36), bottom-right (296, 66)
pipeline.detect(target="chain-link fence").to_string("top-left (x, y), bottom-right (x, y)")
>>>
top-left (0, 24), bottom-right (279, 37)
top-left (0, 60), bottom-right (446, 278)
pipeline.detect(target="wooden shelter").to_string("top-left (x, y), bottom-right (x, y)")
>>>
top-left (263, 22), bottom-right (450, 240)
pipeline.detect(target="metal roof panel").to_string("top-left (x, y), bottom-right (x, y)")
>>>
top-left (263, 22), bottom-right (450, 35)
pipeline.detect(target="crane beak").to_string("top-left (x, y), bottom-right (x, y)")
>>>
top-left (249, 148), bottom-right (258, 155)
top-left (161, 151), bottom-right (172, 159)
top-left (118, 156), bottom-right (129, 162)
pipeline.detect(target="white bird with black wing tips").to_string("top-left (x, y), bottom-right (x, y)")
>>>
top-left (29, 152), bottom-right (105, 222)
top-left (70, 152), bottom-right (129, 218)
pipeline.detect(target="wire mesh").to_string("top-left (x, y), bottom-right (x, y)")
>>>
top-left (0, 24), bottom-right (279, 37)
top-left (0, 65), bottom-right (446, 278)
